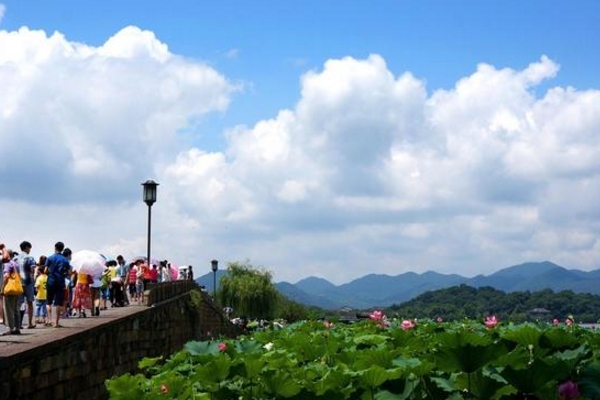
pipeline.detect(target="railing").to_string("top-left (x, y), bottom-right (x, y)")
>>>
top-left (145, 280), bottom-right (200, 306)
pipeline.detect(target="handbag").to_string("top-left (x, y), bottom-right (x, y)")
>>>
top-left (3, 271), bottom-right (24, 296)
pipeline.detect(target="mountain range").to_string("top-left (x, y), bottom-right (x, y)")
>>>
top-left (273, 261), bottom-right (600, 309)
top-left (194, 261), bottom-right (600, 310)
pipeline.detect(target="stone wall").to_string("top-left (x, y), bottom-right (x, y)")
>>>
top-left (0, 282), bottom-right (239, 400)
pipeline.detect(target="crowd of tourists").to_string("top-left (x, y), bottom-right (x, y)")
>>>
top-left (0, 238), bottom-right (194, 336)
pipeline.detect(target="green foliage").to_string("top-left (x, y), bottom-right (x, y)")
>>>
top-left (106, 319), bottom-right (600, 399)
top-left (388, 284), bottom-right (600, 322)
top-left (273, 293), bottom-right (313, 322)
top-left (218, 261), bottom-right (279, 319)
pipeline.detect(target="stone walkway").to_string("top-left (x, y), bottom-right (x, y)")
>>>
top-left (0, 303), bottom-right (148, 358)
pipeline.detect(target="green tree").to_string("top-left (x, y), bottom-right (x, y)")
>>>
top-left (274, 294), bottom-right (311, 322)
top-left (218, 261), bottom-right (279, 319)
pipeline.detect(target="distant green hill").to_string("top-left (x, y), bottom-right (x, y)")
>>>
top-left (387, 284), bottom-right (600, 323)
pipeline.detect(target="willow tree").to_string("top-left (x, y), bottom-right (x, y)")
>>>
top-left (218, 261), bottom-right (279, 320)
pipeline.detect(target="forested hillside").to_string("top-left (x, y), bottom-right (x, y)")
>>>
top-left (387, 284), bottom-right (600, 322)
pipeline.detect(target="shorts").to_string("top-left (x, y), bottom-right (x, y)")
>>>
top-left (100, 287), bottom-right (109, 299)
top-left (128, 283), bottom-right (136, 295)
top-left (136, 283), bottom-right (144, 294)
top-left (22, 283), bottom-right (35, 303)
top-left (46, 284), bottom-right (65, 307)
top-left (35, 299), bottom-right (48, 318)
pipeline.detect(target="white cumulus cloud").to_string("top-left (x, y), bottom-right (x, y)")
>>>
top-left (163, 54), bottom-right (600, 283)
top-left (0, 26), bottom-right (235, 204)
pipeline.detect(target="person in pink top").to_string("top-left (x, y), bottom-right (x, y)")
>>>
top-left (127, 263), bottom-right (138, 302)
top-left (149, 264), bottom-right (158, 284)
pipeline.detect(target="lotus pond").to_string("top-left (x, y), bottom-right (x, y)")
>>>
top-left (106, 317), bottom-right (600, 399)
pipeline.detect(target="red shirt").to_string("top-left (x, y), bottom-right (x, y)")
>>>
top-left (128, 266), bottom-right (137, 284)
top-left (142, 264), bottom-right (151, 280)
top-left (149, 267), bottom-right (158, 282)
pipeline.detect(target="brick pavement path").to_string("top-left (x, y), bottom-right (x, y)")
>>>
top-left (0, 303), bottom-right (147, 358)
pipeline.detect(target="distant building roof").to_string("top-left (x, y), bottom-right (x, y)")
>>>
top-left (529, 307), bottom-right (551, 314)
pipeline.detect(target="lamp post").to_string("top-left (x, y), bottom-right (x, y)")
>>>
top-left (211, 259), bottom-right (218, 299)
top-left (142, 180), bottom-right (159, 271)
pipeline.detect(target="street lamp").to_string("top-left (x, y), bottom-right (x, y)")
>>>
top-left (211, 259), bottom-right (218, 298)
top-left (142, 180), bottom-right (159, 272)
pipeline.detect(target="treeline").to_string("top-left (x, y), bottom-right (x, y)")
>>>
top-left (387, 284), bottom-right (600, 323)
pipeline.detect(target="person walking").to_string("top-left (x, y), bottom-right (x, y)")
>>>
top-left (34, 266), bottom-right (48, 325)
top-left (116, 255), bottom-right (130, 305)
top-left (72, 272), bottom-right (92, 318)
top-left (90, 274), bottom-right (101, 316)
top-left (17, 241), bottom-right (37, 329)
top-left (45, 242), bottom-right (71, 328)
top-left (127, 263), bottom-right (138, 302)
top-left (2, 248), bottom-right (22, 335)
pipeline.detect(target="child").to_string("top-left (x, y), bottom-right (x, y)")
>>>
top-left (136, 266), bottom-right (145, 304)
top-left (34, 266), bottom-right (48, 326)
top-left (100, 266), bottom-right (111, 310)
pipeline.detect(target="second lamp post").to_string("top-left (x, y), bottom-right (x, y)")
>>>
top-left (211, 259), bottom-right (218, 299)
top-left (142, 180), bottom-right (159, 270)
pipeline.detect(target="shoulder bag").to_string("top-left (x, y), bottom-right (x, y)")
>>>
top-left (4, 271), bottom-right (24, 296)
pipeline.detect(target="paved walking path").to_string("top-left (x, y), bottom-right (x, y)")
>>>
top-left (0, 303), bottom-right (148, 358)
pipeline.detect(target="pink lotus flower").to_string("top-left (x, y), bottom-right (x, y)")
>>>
top-left (553, 318), bottom-right (560, 326)
top-left (160, 384), bottom-right (169, 394)
top-left (436, 317), bottom-right (443, 323)
top-left (323, 320), bottom-right (334, 329)
top-left (401, 319), bottom-right (415, 330)
top-left (566, 316), bottom-right (574, 327)
top-left (218, 342), bottom-right (227, 352)
top-left (369, 310), bottom-right (390, 327)
top-left (369, 310), bottom-right (384, 321)
top-left (484, 315), bottom-right (498, 329)
top-left (558, 380), bottom-right (580, 399)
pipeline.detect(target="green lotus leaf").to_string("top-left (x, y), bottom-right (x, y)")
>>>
top-left (353, 333), bottom-right (390, 347)
top-left (242, 355), bottom-right (266, 379)
top-left (554, 345), bottom-right (589, 362)
top-left (138, 355), bottom-right (163, 370)
top-left (580, 360), bottom-right (600, 399)
top-left (357, 365), bottom-right (393, 388)
top-left (500, 323), bottom-right (543, 347)
top-left (439, 330), bottom-right (494, 347)
top-left (234, 339), bottom-right (263, 354)
top-left (184, 340), bottom-right (220, 356)
top-left (430, 375), bottom-right (459, 392)
top-left (315, 367), bottom-right (354, 396)
top-left (500, 358), bottom-right (560, 394)
top-left (391, 357), bottom-right (421, 370)
top-left (455, 369), bottom-right (513, 399)
top-left (539, 328), bottom-right (580, 350)
top-left (261, 370), bottom-right (302, 398)
top-left (104, 373), bottom-right (146, 400)
top-left (434, 341), bottom-right (506, 373)
top-left (375, 380), bottom-right (418, 400)
top-left (354, 348), bottom-right (400, 369)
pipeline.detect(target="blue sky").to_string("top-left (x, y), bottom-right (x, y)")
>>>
top-left (1, 1), bottom-right (600, 283)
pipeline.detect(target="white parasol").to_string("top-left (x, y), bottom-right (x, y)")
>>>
top-left (71, 250), bottom-right (107, 278)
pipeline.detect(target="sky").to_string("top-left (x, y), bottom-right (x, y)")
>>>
top-left (0, 1), bottom-right (599, 284)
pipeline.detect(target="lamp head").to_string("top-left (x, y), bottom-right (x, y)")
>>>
top-left (142, 180), bottom-right (159, 206)
top-left (211, 259), bottom-right (218, 272)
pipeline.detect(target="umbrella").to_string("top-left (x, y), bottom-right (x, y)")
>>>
top-left (71, 250), bottom-right (107, 278)
top-left (131, 256), bottom-right (160, 266)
